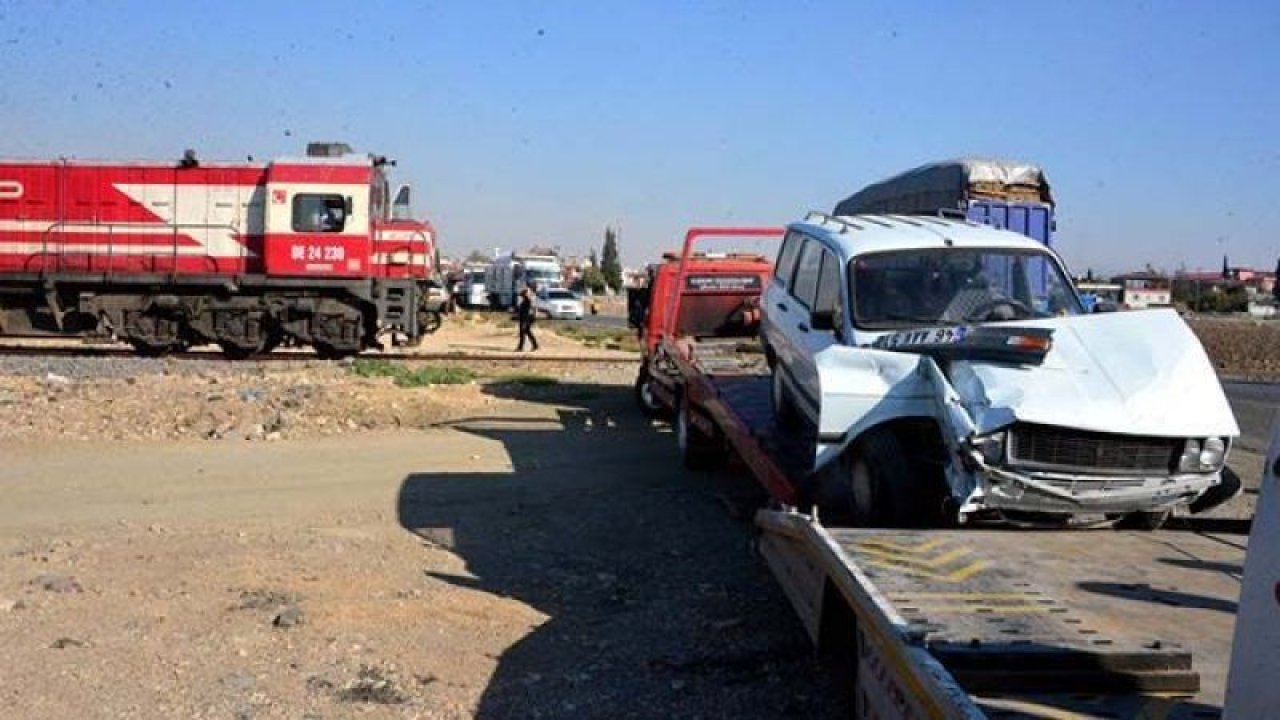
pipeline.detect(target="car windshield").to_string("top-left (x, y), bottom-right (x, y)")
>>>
top-left (546, 290), bottom-right (576, 300)
top-left (851, 248), bottom-right (1083, 329)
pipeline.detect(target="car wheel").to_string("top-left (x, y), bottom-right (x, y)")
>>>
top-left (843, 428), bottom-right (918, 527)
top-left (634, 366), bottom-right (667, 418)
top-left (676, 393), bottom-right (724, 471)
top-left (771, 365), bottom-right (800, 428)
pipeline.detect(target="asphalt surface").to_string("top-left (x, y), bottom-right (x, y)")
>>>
top-left (576, 313), bottom-right (631, 330)
top-left (1222, 381), bottom-right (1279, 454)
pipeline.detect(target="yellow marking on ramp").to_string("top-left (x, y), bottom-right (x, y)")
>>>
top-left (887, 592), bottom-right (1036, 601)
top-left (854, 537), bottom-right (950, 555)
top-left (864, 558), bottom-right (991, 583)
top-left (856, 544), bottom-right (973, 570)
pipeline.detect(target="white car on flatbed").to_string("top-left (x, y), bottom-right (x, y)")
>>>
top-left (760, 212), bottom-right (1239, 528)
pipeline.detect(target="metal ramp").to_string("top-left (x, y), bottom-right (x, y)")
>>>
top-left (758, 511), bottom-right (1246, 718)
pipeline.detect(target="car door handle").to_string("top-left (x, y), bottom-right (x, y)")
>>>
top-left (797, 323), bottom-right (809, 333)
top-left (776, 302), bottom-right (788, 312)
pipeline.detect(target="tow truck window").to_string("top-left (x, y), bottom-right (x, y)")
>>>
top-left (774, 232), bottom-right (804, 289)
top-left (292, 194), bottom-right (347, 233)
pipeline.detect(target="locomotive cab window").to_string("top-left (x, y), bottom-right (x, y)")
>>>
top-left (292, 193), bottom-right (348, 233)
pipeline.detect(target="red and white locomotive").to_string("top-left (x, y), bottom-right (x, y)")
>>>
top-left (0, 142), bottom-right (442, 357)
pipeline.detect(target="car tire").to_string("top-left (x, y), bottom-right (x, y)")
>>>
top-left (843, 428), bottom-right (917, 527)
top-left (634, 366), bottom-right (667, 419)
top-left (771, 365), bottom-right (800, 428)
top-left (676, 392), bottom-right (724, 472)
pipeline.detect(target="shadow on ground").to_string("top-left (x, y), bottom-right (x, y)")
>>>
top-left (1077, 581), bottom-right (1238, 615)
top-left (396, 382), bottom-right (848, 719)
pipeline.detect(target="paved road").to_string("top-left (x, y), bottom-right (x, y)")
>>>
top-left (1223, 381), bottom-right (1279, 453)
top-left (574, 313), bottom-right (630, 330)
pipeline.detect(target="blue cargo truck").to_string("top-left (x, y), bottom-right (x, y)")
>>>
top-left (833, 157), bottom-right (1055, 246)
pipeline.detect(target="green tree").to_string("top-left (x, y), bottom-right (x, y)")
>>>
top-left (464, 250), bottom-right (490, 264)
top-left (580, 266), bottom-right (607, 295)
top-left (601, 226), bottom-right (623, 292)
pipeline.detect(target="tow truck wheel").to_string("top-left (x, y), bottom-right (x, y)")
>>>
top-left (634, 366), bottom-right (667, 418)
top-left (771, 366), bottom-right (799, 428)
top-left (677, 393), bottom-right (724, 472)
top-left (1112, 509), bottom-right (1172, 531)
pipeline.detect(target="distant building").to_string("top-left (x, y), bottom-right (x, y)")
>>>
top-left (1176, 267), bottom-right (1276, 306)
top-left (1111, 272), bottom-right (1172, 309)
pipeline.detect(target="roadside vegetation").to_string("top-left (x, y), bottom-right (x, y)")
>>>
top-left (549, 322), bottom-right (642, 353)
top-left (351, 359), bottom-right (561, 389)
top-left (351, 359), bottom-right (478, 387)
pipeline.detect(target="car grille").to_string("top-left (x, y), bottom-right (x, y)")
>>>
top-left (1007, 423), bottom-right (1182, 475)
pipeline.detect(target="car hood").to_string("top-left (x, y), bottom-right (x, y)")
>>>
top-left (947, 310), bottom-right (1239, 438)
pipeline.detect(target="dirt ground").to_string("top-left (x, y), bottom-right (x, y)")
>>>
top-left (1187, 316), bottom-right (1280, 381)
top-left (0, 316), bottom-right (1271, 718)
top-left (0, 323), bottom-right (848, 718)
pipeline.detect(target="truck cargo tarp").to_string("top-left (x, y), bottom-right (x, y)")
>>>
top-left (834, 158), bottom-right (1053, 216)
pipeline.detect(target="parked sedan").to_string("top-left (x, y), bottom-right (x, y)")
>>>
top-left (536, 288), bottom-right (585, 320)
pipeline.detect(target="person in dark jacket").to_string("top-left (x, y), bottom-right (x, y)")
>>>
top-left (516, 286), bottom-right (539, 352)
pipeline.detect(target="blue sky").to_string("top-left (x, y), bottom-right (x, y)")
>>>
top-left (1, 0), bottom-right (1276, 274)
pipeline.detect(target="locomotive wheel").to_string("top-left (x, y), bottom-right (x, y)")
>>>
top-left (419, 308), bottom-right (443, 335)
top-left (129, 339), bottom-right (179, 357)
top-left (314, 342), bottom-right (358, 360)
top-left (218, 341), bottom-right (261, 361)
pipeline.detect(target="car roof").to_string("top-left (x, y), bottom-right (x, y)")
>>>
top-left (791, 213), bottom-right (1052, 258)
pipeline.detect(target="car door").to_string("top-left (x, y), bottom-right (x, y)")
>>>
top-left (786, 241), bottom-right (840, 419)
top-left (762, 230), bottom-right (806, 369)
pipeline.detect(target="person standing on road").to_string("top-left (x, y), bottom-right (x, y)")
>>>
top-left (516, 286), bottom-right (539, 352)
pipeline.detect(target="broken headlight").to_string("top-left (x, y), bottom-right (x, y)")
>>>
top-left (1178, 437), bottom-right (1228, 473)
top-left (974, 432), bottom-right (1007, 466)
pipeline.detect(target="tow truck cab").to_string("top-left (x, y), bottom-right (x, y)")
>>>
top-left (632, 240), bottom-right (776, 416)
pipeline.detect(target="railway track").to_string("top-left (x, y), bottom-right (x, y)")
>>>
top-left (0, 341), bottom-right (639, 365)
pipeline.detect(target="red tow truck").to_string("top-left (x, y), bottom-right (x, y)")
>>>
top-left (634, 226), bottom-right (1265, 718)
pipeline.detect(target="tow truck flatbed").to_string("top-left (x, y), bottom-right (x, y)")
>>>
top-left (640, 227), bottom-right (1253, 717)
top-left (699, 376), bottom-right (1244, 718)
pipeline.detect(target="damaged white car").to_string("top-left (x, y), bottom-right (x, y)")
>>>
top-left (761, 213), bottom-right (1239, 528)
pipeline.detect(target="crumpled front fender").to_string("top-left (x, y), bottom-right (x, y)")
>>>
top-left (812, 345), bottom-right (938, 470)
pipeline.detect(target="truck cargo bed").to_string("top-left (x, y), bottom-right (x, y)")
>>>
top-left (757, 511), bottom-right (1244, 718)
top-left (686, 351), bottom-right (1245, 717)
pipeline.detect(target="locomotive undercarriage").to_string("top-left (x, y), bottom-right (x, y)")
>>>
top-left (0, 274), bottom-right (426, 359)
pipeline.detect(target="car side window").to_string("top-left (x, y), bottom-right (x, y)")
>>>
top-left (774, 232), bottom-right (804, 289)
top-left (792, 240), bottom-right (823, 310)
top-left (814, 249), bottom-right (842, 315)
